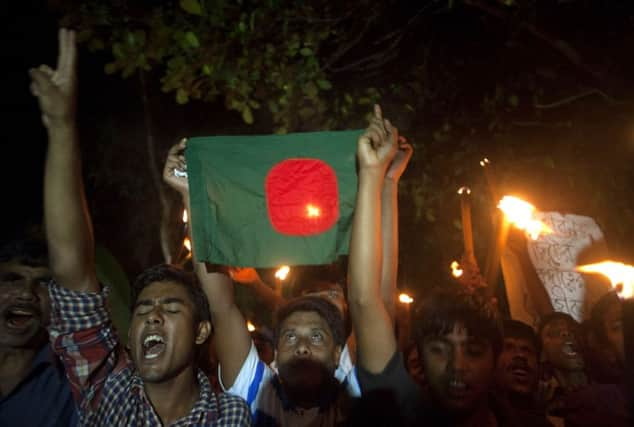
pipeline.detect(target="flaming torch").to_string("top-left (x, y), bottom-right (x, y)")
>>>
top-left (576, 261), bottom-right (634, 299)
top-left (398, 293), bottom-right (414, 348)
top-left (451, 261), bottom-right (464, 278)
top-left (274, 265), bottom-right (290, 296)
top-left (497, 196), bottom-right (552, 241)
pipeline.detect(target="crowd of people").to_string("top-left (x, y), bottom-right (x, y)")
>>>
top-left (0, 28), bottom-right (631, 426)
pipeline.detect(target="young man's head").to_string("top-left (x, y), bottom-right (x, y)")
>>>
top-left (538, 312), bottom-right (584, 372)
top-left (128, 264), bottom-right (212, 384)
top-left (590, 292), bottom-right (624, 366)
top-left (495, 320), bottom-right (539, 396)
top-left (0, 239), bottom-right (52, 350)
top-left (273, 296), bottom-right (345, 403)
top-left (413, 288), bottom-right (501, 416)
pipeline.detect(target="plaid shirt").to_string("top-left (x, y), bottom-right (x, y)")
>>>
top-left (48, 282), bottom-right (251, 426)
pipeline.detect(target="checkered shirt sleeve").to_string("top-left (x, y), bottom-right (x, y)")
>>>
top-left (48, 280), bottom-right (123, 408)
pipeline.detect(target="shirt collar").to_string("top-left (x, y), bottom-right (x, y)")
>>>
top-left (129, 369), bottom-right (218, 423)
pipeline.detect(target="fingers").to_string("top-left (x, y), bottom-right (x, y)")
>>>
top-left (57, 28), bottom-right (77, 78)
top-left (29, 68), bottom-right (54, 96)
top-left (374, 104), bottom-right (383, 121)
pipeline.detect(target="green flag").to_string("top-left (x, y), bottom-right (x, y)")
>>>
top-left (186, 130), bottom-right (361, 268)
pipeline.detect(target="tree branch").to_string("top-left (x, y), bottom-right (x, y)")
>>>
top-left (463, 0), bottom-right (602, 81)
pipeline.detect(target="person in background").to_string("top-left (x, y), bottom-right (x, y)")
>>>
top-left (496, 319), bottom-right (552, 427)
top-left (32, 27), bottom-right (250, 426)
top-left (0, 238), bottom-right (77, 426)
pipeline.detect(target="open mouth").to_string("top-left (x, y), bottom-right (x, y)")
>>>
top-left (5, 306), bottom-right (38, 329)
top-left (142, 334), bottom-right (166, 360)
top-left (511, 367), bottom-right (530, 380)
top-left (562, 341), bottom-right (578, 357)
top-left (447, 379), bottom-right (469, 397)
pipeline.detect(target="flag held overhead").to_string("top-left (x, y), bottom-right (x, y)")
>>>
top-left (186, 130), bottom-right (361, 267)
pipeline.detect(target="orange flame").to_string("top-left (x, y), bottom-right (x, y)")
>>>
top-left (275, 265), bottom-right (290, 281)
top-left (577, 261), bottom-right (634, 299)
top-left (183, 237), bottom-right (192, 252)
top-left (399, 293), bottom-right (414, 304)
top-left (182, 209), bottom-right (188, 223)
top-left (451, 261), bottom-right (464, 278)
top-left (306, 204), bottom-right (321, 218)
top-left (247, 321), bottom-right (256, 332)
top-left (497, 196), bottom-right (552, 240)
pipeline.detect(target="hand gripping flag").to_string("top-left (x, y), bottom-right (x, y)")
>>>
top-left (185, 130), bottom-right (361, 267)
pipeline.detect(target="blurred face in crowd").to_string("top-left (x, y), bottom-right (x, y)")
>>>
top-left (129, 281), bottom-right (210, 383)
top-left (276, 310), bottom-right (341, 405)
top-left (0, 259), bottom-right (51, 349)
top-left (420, 323), bottom-right (495, 415)
top-left (495, 336), bottom-right (538, 395)
top-left (540, 318), bottom-right (584, 372)
top-left (601, 301), bottom-right (624, 365)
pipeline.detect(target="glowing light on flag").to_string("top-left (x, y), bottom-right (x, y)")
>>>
top-left (399, 293), bottom-right (414, 304)
top-left (306, 204), bottom-right (321, 218)
top-left (451, 261), bottom-right (464, 278)
top-left (498, 196), bottom-right (552, 240)
top-left (183, 237), bottom-right (192, 252)
top-left (275, 265), bottom-right (290, 281)
top-left (247, 321), bottom-right (256, 332)
top-left (577, 261), bottom-right (634, 299)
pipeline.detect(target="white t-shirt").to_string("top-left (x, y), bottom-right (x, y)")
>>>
top-left (220, 342), bottom-right (360, 426)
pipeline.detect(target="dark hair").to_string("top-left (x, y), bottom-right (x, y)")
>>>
top-left (131, 264), bottom-right (211, 326)
top-left (502, 319), bottom-right (540, 354)
top-left (590, 291), bottom-right (621, 345)
top-left (537, 311), bottom-right (578, 339)
top-left (413, 287), bottom-right (502, 357)
top-left (274, 296), bottom-right (345, 348)
top-left (0, 239), bottom-right (49, 268)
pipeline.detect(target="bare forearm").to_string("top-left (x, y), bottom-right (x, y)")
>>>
top-left (349, 169), bottom-right (396, 372)
top-left (196, 265), bottom-right (251, 387)
top-left (380, 179), bottom-right (398, 319)
top-left (44, 121), bottom-right (97, 292)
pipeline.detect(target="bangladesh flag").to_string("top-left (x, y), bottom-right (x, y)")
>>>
top-left (186, 130), bottom-right (362, 268)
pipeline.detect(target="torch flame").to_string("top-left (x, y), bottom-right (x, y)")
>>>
top-left (247, 321), bottom-right (256, 332)
top-left (399, 293), bottom-right (414, 304)
top-left (480, 157), bottom-right (490, 167)
top-left (451, 261), bottom-right (464, 278)
top-left (457, 186), bottom-right (471, 195)
top-left (275, 265), bottom-right (290, 281)
top-left (306, 204), bottom-right (321, 218)
top-left (497, 196), bottom-right (552, 240)
top-left (182, 209), bottom-right (188, 223)
top-left (577, 261), bottom-right (634, 299)
top-left (183, 237), bottom-right (192, 252)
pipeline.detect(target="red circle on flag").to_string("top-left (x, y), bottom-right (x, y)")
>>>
top-left (265, 159), bottom-right (339, 236)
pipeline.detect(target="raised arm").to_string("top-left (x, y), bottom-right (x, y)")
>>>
top-left (162, 140), bottom-right (251, 388)
top-left (380, 139), bottom-right (413, 319)
top-left (31, 28), bottom-right (97, 292)
top-left (348, 105), bottom-right (399, 374)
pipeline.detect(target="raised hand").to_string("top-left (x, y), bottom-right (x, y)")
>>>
top-left (386, 136), bottom-right (413, 181)
top-left (163, 138), bottom-right (189, 196)
top-left (357, 105), bottom-right (398, 173)
top-left (29, 28), bottom-right (77, 129)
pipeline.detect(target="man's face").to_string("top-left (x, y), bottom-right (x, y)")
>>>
top-left (540, 318), bottom-right (584, 371)
top-left (0, 260), bottom-right (51, 349)
top-left (495, 337), bottom-right (538, 395)
top-left (420, 323), bottom-right (495, 414)
top-left (128, 281), bottom-right (210, 383)
top-left (602, 302), bottom-right (624, 365)
top-left (276, 310), bottom-right (341, 397)
top-left (303, 284), bottom-right (347, 318)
